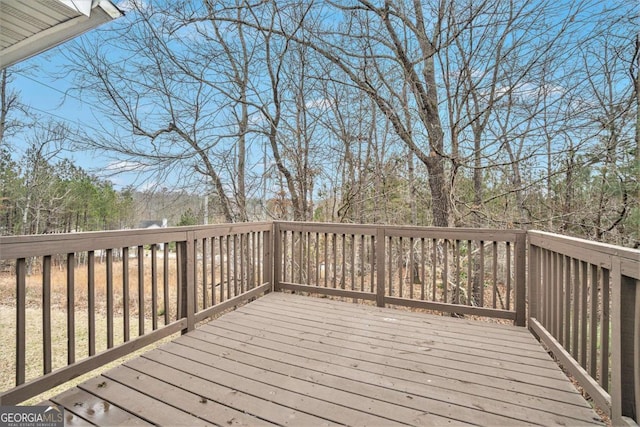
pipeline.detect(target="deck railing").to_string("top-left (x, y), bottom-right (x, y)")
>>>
top-left (273, 222), bottom-right (526, 325)
top-left (529, 231), bottom-right (639, 426)
top-left (0, 222), bottom-right (272, 405)
top-left (0, 221), bottom-right (637, 426)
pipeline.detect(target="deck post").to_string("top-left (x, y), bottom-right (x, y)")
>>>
top-left (611, 256), bottom-right (639, 426)
top-left (264, 223), bottom-right (274, 291)
top-left (376, 227), bottom-right (385, 307)
top-left (273, 222), bottom-right (282, 292)
top-left (178, 232), bottom-right (195, 334)
top-left (15, 258), bottom-right (26, 387)
top-left (528, 242), bottom-right (539, 322)
top-left (514, 232), bottom-right (526, 327)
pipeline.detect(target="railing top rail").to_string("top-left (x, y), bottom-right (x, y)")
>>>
top-left (274, 221), bottom-right (379, 235)
top-left (0, 221), bottom-right (273, 260)
top-left (529, 230), bottom-right (640, 280)
top-left (275, 221), bottom-right (525, 240)
top-left (528, 230), bottom-right (640, 259)
top-left (383, 227), bottom-right (524, 241)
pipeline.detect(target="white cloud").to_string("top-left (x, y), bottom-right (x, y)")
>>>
top-left (105, 160), bottom-right (148, 172)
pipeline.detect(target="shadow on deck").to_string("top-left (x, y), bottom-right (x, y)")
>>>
top-left (45, 292), bottom-right (603, 426)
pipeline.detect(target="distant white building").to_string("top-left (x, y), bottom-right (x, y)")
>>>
top-left (138, 219), bottom-right (168, 229)
top-left (137, 219), bottom-right (168, 251)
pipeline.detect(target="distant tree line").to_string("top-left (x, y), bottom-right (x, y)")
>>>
top-left (0, 68), bottom-right (135, 235)
top-left (0, 141), bottom-right (134, 235)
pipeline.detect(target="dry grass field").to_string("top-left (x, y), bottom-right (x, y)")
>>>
top-left (0, 258), bottom-right (180, 404)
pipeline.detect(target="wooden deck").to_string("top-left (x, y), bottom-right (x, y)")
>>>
top-left (46, 292), bottom-right (603, 426)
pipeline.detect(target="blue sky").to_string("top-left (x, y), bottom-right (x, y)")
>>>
top-left (10, 52), bottom-right (127, 181)
top-left (6, 0), bottom-right (634, 194)
top-left (6, 1), bottom-right (153, 190)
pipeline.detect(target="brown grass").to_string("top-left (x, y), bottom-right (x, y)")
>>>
top-left (0, 257), bottom-right (180, 404)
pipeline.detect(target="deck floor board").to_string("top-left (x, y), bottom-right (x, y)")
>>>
top-left (48, 292), bottom-right (604, 426)
top-left (206, 313), bottom-right (587, 403)
top-left (183, 327), bottom-right (588, 420)
top-left (230, 299), bottom-right (564, 372)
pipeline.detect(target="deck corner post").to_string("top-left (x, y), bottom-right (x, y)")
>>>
top-left (611, 256), bottom-right (639, 426)
top-left (514, 232), bottom-right (527, 327)
top-left (178, 232), bottom-right (196, 334)
top-left (265, 221), bottom-right (275, 292)
top-left (376, 227), bottom-right (386, 307)
top-left (273, 221), bottom-right (282, 292)
top-left (528, 239), bottom-right (539, 324)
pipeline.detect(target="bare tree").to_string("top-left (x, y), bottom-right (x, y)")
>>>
top-left (52, 0), bottom-right (637, 247)
top-left (220, 1), bottom-right (453, 225)
top-left (64, 1), bottom-right (248, 222)
top-left (0, 68), bottom-right (29, 146)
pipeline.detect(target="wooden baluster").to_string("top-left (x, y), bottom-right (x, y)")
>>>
top-left (479, 241), bottom-right (485, 308)
top-left (589, 264), bottom-right (599, 377)
top-left (506, 242), bottom-right (511, 311)
top-left (360, 234), bottom-right (365, 292)
top-left (351, 234), bottom-right (356, 293)
top-left (219, 236), bottom-right (224, 302)
top-left (398, 237), bottom-right (404, 298)
top-left (240, 233), bottom-right (245, 294)
top-left (431, 239), bottom-right (437, 302)
top-left (455, 240), bottom-right (460, 305)
top-left (233, 234), bottom-right (238, 297)
top-left (151, 244), bottom-right (158, 330)
top-left (106, 249), bottom-right (114, 347)
top-left (123, 247), bottom-right (130, 343)
top-left (467, 240), bottom-right (473, 305)
top-left (67, 253), bottom-right (75, 364)
top-left (492, 242), bottom-right (498, 309)
top-left (138, 245), bottom-right (144, 336)
top-left (226, 235), bottom-right (231, 300)
top-left (88, 251), bottom-right (96, 356)
top-left (16, 257), bottom-right (26, 385)
top-left (571, 257), bottom-right (579, 359)
top-left (563, 255), bottom-right (571, 349)
top-left (580, 260), bottom-right (588, 368)
top-left (421, 238), bottom-right (426, 300)
top-left (599, 267), bottom-right (609, 391)
top-left (202, 238), bottom-right (208, 310)
top-left (370, 235), bottom-right (375, 294)
top-left (163, 243), bottom-right (170, 324)
top-left (210, 237), bottom-right (222, 306)
top-left (443, 239), bottom-right (448, 304)
top-left (43, 255), bottom-right (52, 374)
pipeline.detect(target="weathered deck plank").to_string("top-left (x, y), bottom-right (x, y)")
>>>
top-left (209, 310), bottom-right (589, 403)
top-left (47, 389), bottom-right (151, 426)
top-left (121, 357), bottom-right (328, 426)
top-left (194, 318), bottom-right (591, 418)
top-left (143, 348), bottom-right (413, 426)
top-left (48, 292), bottom-right (604, 426)
top-left (241, 296), bottom-right (564, 368)
top-left (40, 399), bottom-right (98, 426)
top-left (177, 333), bottom-right (549, 425)
top-left (76, 376), bottom-right (207, 426)
top-left (103, 365), bottom-right (274, 427)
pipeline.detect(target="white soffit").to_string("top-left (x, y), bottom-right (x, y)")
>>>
top-left (0, 0), bottom-right (123, 70)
